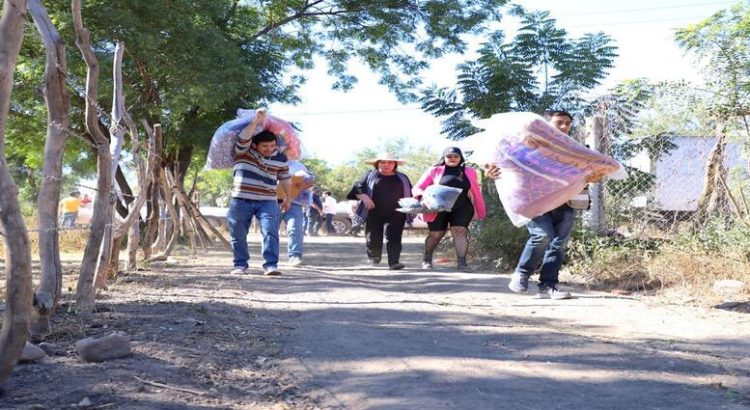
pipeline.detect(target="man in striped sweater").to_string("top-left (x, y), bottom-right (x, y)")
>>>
top-left (227, 110), bottom-right (292, 276)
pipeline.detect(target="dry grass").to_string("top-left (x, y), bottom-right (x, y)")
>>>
top-left (568, 243), bottom-right (750, 305)
top-left (0, 227), bottom-right (89, 256)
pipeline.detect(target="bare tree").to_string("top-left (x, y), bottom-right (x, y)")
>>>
top-left (93, 41), bottom-right (127, 289)
top-left (696, 116), bottom-right (731, 221)
top-left (0, 0), bottom-right (33, 383)
top-left (27, 0), bottom-right (70, 333)
top-left (72, 0), bottom-right (114, 315)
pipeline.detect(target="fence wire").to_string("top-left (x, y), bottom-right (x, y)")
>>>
top-left (578, 126), bottom-right (749, 243)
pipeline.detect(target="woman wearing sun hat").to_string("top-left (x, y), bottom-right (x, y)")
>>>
top-left (413, 146), bottom-right (486, 271)
top-left (347, 153), bottom-right (412, 270)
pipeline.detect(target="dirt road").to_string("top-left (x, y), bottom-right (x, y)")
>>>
top-left (1, 235), bottom-right (748, 409)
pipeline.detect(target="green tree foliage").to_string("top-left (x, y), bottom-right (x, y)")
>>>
top-left (675, 2), bottom-right (750, 116)
top-left (420, 6), bottom-right (617, 140)
top-left (9, 0), bottom-right (508, 191)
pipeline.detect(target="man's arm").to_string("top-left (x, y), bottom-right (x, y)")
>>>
top-left (238, 109), bottom-right (266, 142)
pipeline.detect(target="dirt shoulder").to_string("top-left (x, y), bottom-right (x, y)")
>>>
top-left (1, 235), bottom-right (748, 409)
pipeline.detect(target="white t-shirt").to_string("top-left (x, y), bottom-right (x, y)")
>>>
top-left (322, 196), bottom-right (337, 215)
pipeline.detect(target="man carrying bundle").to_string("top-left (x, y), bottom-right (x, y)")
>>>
top-left (227, 110), bottom-right (292, 276)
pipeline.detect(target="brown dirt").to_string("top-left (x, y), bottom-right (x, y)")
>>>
top-left (0, 247), bottom-right (322, 410)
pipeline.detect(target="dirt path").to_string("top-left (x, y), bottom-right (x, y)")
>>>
top-left (1, 235), bottom-right (748, 409)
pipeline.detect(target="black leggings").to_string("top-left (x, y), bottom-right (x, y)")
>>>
top-left (365, 211), bottom-right (406, 265)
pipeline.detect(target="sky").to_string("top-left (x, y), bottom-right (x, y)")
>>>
top-left (268, 0), bottom-right (737, 165)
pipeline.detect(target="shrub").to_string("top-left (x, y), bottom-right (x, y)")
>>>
top-left (473, 180), bottom-right (527, 271)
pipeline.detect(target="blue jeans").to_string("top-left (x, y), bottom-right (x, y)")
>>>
top-left (227, 197), bottom-right (280, 269)
top-left (61, 212), bottom-right (78, 228)
top-left (515, 205), bottom-right (575, 287)
top-left (281, 203), bottom-right (304, 258)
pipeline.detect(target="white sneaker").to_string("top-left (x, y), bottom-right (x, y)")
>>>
top-left (230, 267), bottom-right (248, 275)
top-left (288, 256), bottom-right (302, 266)
top-left (264, 266), bottom-right (282, 276)
top-left (536, 285), bottom-right (572, 300)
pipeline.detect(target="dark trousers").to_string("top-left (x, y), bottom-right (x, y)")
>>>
top-left (365, 210), bottom-right (406, 265)
top-left (325, 213), bottom-right (335, 234)
top-left (307, 212), bottom-right (321, 236)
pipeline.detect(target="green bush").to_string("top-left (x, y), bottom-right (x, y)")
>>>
top-left (473, 180), bottom-right (527, 271)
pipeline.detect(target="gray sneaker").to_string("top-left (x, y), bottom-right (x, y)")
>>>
top-left (288, 256), bottom-right (303, 266)
top-left (508, 272), bottom-right (529, 293)
top-left (536, 285), bottom-right (572, 300)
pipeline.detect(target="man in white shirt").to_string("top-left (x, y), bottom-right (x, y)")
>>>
top-left (321, 191), bottom-right (338, 235)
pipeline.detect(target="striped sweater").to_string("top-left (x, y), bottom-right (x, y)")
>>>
top-left (231, 137), bottom-right (290, 201)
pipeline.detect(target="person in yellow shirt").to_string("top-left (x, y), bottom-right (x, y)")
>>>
top-left (59, 190), bottom-right (82, 228)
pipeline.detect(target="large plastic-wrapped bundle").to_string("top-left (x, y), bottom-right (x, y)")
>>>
top-left (236, 109), bottom-right (301, 160)
top-left (205, 115), bottom-right (257, 170)
top-left (461, 112), bottom-right (624, 226)
top-left (205, 110), bottom-right (301, 170)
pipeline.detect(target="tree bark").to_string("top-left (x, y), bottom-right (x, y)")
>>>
top-left (0, 0), bottom-right (33, 384)
top-left (93, 41), bottom-right (127, 290)
top-left (28, 0), bottom-right (70, 334)
top-left (147, 167), bottom-right (180, 262)
top-left (120, 122), bottom-right (157, 270)
top-left (72, 0), bottom-right (114, 315)
top-left (696, 116), bottom-right (730, 222)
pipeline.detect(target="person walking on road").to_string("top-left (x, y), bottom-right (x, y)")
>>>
top-left (322, 191), bottom-right (338, 235)
top-left (347, 153), bottom-right (412, 270)
top-left (280, 160), bottom-right (315, 266)
top-left (485, 110), bottom-right (598, 299)
top-left (413, 147), bottom-right (486, 271)
top-left (306, 190), bottom-right (324, 236)
top-left (226, 109), bottom-right (292, 276)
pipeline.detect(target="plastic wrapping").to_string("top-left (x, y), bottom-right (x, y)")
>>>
top-left (461, 112), bottom-right (624, 226)
top-left (205, 110), bottom-right (301, 170)
top-left (421, 185), bottom-right (463, 212)
top-left (396, 197), bottom-right (426, 214)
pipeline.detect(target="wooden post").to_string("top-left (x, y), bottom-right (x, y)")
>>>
top-left (585, 116), bottom-right (607, 235)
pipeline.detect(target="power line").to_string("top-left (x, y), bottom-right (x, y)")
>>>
top-left (279, 107), bottom-right (423, 116)
top-left (557, 1), bottom-right (736, 18)
top-left (566, 15), bottom-right (721, 29)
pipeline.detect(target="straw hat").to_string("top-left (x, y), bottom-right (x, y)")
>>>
top-left (364, 152), bottom-right (406, 165)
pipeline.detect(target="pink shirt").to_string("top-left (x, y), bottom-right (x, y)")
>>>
top-left (412, 165), bottom-right (487, 223)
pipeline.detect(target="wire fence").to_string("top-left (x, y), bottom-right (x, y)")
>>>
top-left (577, 120), bottom-right (749, 246)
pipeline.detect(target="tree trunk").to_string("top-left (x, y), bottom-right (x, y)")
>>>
top-left (93, 41), bottom-right (127, 290)
top-left (0, 0), bottom-right (33, 384)
top-left (117, 122), bottom-right (157, 270)
top-left (72, 0), bottom-right (114, 315)
top-left (143, 122), bottom-right (163, 257)
top-left (696, 117), bottom-right (730, 222)
top-left (28, 0), bottom-right (70, 334)
top-left (147, 168), bottom-right (181, 262)
top-left (126, 209), bottom-right (140, 270)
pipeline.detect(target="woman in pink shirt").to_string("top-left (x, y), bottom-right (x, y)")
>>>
top-left (413, 147), bottom-right (486, 271)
